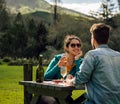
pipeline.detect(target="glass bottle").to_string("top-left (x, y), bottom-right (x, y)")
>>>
top-left (36, 54), bottom-right (44, 82)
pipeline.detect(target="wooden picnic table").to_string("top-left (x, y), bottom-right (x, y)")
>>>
top-left (19, 80), bottom-right (84, 104)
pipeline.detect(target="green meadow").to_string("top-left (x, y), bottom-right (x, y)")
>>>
top-left (0, 65), bottom-right (37, 104)
top-left (0, 65), bottom-right (24, 104)
top-left (0, 65), bottom-right (85, 104)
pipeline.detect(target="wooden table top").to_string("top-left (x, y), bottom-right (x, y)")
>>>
top-left (19, 81), bottom-right (77, 90)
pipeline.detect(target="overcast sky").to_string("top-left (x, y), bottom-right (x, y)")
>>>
top-left (45, 0), bottom-right (101, 3)
top-left (45, 0), bottom-right (119, 15)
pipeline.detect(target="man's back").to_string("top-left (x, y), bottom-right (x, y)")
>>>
top-left (86, 45), bottom-right (120, 104)
top-left (75, 23), bottom-right (120, 104)
top-left (75, 45), bottom-right (120, 104)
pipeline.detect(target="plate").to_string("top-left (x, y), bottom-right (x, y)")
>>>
top-left (52, 79), bottom-right (64, 84)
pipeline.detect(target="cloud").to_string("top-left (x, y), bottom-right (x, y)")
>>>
top-left (45, 0), bottom-right (119, 15)
top-left (61, 3), bottom-right (101, 15)
top-left (62, 0), bottom-right (100, 4)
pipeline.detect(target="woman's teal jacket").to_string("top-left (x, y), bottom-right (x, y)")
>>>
top-left (44, 54), bottom-right (83, 80)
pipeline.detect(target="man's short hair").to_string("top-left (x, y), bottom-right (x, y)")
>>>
top-left (90, 23), bottom-right (111, 44)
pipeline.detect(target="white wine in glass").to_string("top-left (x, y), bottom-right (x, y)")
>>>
top-left (60, 66), bottom-right (67, 79)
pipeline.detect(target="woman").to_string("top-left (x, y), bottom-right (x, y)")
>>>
top-left (43, 35), bottom-right (85, 104)
top-left (44, 35), bottom-right (83, 80)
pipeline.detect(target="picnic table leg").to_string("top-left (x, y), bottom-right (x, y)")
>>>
top-left (56, 92), bottom-right (72, 104)
top-left (58, 98), bottom-right (68, 104)
top-left (23, 63), bottom-right (33, 104)
top-left (30, 95), bottom-right (40, 104)
top-left (24, 86), bottom-right (32, 104)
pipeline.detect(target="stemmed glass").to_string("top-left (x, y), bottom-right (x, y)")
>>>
top-left (60, 66), bottom-right (67, 79)
top-left (60, 54), bottom-right (68, 82)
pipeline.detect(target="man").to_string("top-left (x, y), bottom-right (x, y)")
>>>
top-left (74, 23), bottom-right (120, 104)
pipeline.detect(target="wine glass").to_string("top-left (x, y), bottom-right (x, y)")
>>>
top-left (60, 54), bottom-right (68, 78)
top-left (60, 66), bottom-right (67, 79)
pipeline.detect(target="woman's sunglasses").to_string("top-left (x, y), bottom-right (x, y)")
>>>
top-left (70, 43), bottom-right (81, 48)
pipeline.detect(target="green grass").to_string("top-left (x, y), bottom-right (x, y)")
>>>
top-left (0, 65), bottom-right (37, 104)
top-left (0, 65), bottom-right (24, 104)
top-left (0, 65), bottom-right (85, 103)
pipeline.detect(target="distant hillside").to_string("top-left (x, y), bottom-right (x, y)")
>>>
top-left (5, 0), bottom-right (94, 20)
top-left (6, 0), bottom-right (51, 14)
top-left (6, 0), bottom-right (49, 8)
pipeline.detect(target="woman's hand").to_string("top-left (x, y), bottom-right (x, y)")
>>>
top-left (75, 50), bottom-right (83, 60)
top-left (66, 74), bottom-right (75, 86)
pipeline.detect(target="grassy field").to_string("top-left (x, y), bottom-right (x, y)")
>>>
top-left (0, 65), bottom-right (37, 104)
top-left (0, 65), bottom-right (24, 104)
top-left (0, 65), bottom-right (85, 104)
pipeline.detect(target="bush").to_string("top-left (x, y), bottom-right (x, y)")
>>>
top-left (8, 58), bottom-right (28, 66)
top-left (2, 57), bottom-right (12, 62)
top-left (2, 57), bottom-right (48, 66)
top-left (8, 60), bottom-right (21, 66)
top-left (8, 58), bottom-right (39, 66)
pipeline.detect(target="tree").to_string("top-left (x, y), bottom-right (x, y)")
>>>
top-left (33, 22), bottom-right (48, 57)
top-left (90, 0), bottom-right (117, 27)
top-left (27, 18), bottom-right (37, 38)
top-left (24, 18), bottom-right (37, 58)
top-left (51, 0), bottom-right (61, 24)
top-left (118, 0), bottom-right (120, 10)
top-left (11, 12), bottom-right (27, 57)
top-left (0, 0), bottom-right (11, 57)
top-left (0, 0), bottom-right (10, 31)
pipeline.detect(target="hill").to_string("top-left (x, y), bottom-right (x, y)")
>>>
top-left (5, 0), bottom-right (94, 20)
top-left (0, 0), bottom-right (120, 59)
top-left (6, 0), bottom-right (51, 14)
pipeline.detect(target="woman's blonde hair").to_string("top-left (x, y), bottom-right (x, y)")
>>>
top-left (64, 35), bottom-right (82, 52)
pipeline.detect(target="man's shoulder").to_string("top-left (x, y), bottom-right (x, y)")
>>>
top-left (86, 48), bottom-right (120, 57)
top-left (85, 49), bottom-right (103, 58)
top-left (86, 50), bottom-right (96, 55)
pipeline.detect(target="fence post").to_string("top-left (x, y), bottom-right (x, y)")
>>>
top-left (23, 63), bottom-right (33, 104)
